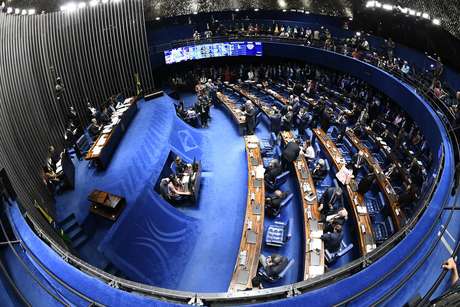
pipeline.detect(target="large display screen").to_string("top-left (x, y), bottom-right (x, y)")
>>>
top-left (164, 41), bottom-right (263, 64)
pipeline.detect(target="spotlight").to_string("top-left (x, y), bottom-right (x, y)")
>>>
top-left (400, 7), bottom-right (408, 14)
top-left (422, 13), bottom-right (429, 19)
top-left (61, 2), bottom-right (77, 12)
top-left (432, 19), bottom-right (441, 26)
top-left (382, 4), bottom-right (392, 11)
top-left (356, 32), bottom-right (361, 37)
top-left (155, 16), bottom-right (160, 20)
top-left (305, 11), bottom-right (310, 14)
top-left (102, 0), bottom-right (109, 3)
top-left (408, 9), bottom-right (415, 16)
top-left (14, 8), bottom-right (20, 14)
top-left (282, 9), bottom-right (287, 12)
top-left (78, 2), bottom-right (86, 8)
top-left (21, 9), bottom-right (27, 15)
top-left (278, 0), bottom-right (287, 9)
top-left (28, 9), bottom-right (35, 15)
top-left (89, 0), bottom-right (99, 7)
top-left (375, 2), bottom-right (382, 8)
top-left (193, 11), bottom-right (197, 15)
top-left (254, 8), bottom-right (259, 12)
top-left (365, 1), bottom-right (376, 8)
top-left (416, 11), bottom-right (422, 17)
top-left (112, 0), bottom-right (121, 3)
top-left (235, 8), bottom-right (239, 12)
top-left (6, 7), bottom-right (12, 14)
top-left (349, 17), bottom-right (353, 21)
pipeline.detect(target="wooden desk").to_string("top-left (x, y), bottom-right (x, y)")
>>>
top-left (85, 97), bottom-right (138, 170)
top-left (364, 127), bottom-right (413, 186)
top-left (226, 83), bottom-right (276, 118)
top-left (263, 84), bottom-right (289, 106)
top-left (346, 130), bottom-right (406, 229)
top-left (88, 190), bottom-right (125, 221)
top-left (280, 131), bottom-right (325, 280)
top-left (229, 136), bottom-right (265, 292)
top-left (216, 91), bottom-right (246, 135)
top-left (313, 128), bottom-right (376, 256)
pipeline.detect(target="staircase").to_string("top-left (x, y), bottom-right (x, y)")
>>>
top-left (58, 214), bottom-right (88, 250)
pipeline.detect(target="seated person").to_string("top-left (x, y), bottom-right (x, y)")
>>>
top-left (88, 118), bottom-right (102, 139)
top-left (259, 254), bottom-right (289, 280)
top-left (324, 207), bottom-right (348, 232)
top-left (42, 165), bottom-right (63, 194)
top-left (174, 156), bottom-right (190, 175)
top-left (311, 158), bottom-right (327, 181)
top-left (318, 186), bottom-right (344, 218)
top-left (265, 190), bottom-right (288, 217)
top-left (357, 171), bottom-right (376, 194)
top-left (265, 159), bottom-right (282, 184)
top-left (301, 139), bottom-right (316, 162)
top-left (351, 150), bottom-right (366, 175)
top-left (159, 175), bottom-right (192, 201)
top-left (281, 141), bottom-right (300, 170)
top-left (398, 184), bottom-right (418, 209)
top-left (321, 223), bottom-right (344, 253)
top-left (46, 146), bottom-right (60, 171)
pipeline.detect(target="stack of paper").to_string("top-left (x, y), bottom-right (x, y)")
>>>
top-left (309, 266), bottom-right (324, 277)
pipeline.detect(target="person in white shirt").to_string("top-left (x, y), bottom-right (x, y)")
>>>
top-left (301, 139), bottom-right (316, 162)
top-left (401, 61), bottom-right (410, 75)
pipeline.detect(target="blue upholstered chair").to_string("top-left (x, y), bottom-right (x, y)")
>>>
top-left (266, 171), bottom-right (290, 191)
top-left (366, 192), bottom-right (386, 216)
top-left (265, 218), bottom-right (293, 247)
top-left (325, 241), bottom-right (354, 264)
top-left (374, 216), bottom-right (395, 244)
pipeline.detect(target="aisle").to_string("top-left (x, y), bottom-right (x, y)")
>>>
top-left (176, 105), bottom-right (248, 292)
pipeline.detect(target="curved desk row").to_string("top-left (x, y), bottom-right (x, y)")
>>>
top-left (226, 83), bottom-right (276, 118)
top-left (229, 136), bottom-right (265, 292)
top-left (216, 91), bottom-right (246, 135)
top-left (280, 131), bottom-right (325, 280)
top-left (313, 128), bottom-right (377, 256)
top-left (345, 129), bottom-right (406, 230)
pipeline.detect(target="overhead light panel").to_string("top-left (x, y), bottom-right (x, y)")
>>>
top-left (432, 19), bottom-right (441, 26)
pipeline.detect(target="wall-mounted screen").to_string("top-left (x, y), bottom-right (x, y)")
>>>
top-left (164, 41), bottom-right (263, 64)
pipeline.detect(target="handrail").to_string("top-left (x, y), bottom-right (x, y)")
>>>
top-left (11, 37), bottom-right (457, 305)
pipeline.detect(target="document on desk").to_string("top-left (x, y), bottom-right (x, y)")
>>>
top-left (246, 230), bottom-right (257, 244)
top-left (309, 265), bottom-right (324, 277)
top-left (310, 230), bottom-right (323, 239)
top-left (255, 166), bottom-right (265, 179)
top-left (310, 238), bottom-right (322, 251)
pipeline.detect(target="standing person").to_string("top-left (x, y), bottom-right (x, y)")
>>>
top-left (242, 101), bottom-right (257, 135)
top-left (281, 141), bottom-right (300, 170)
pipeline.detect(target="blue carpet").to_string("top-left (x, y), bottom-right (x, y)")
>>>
top-left (176, 104), bottom-right (249, 292)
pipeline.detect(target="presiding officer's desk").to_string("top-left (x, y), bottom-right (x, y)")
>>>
top-left (313, 128), bottom-right (377, 256)
top-left (229, 136), bottom-right (265, 292)
top-left (216, 91), bottom-right (246, 135)
top-left (346, 129), bottom-right (406, 230)
top-left (85, 97), bottom-right (138, 170)
top-left (280, 131), bottom-right (325, 280)
top-left (226, 83), bottom-right (276, 118)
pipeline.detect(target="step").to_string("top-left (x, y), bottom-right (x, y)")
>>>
top-left (58, 214), bottom-right (76, 228)
top-left (61, 221), bottom-right (79, 233)
top-left (67, 227), bottom-right (84, 241)
top-left (71, 234), bottom-right (88, 249)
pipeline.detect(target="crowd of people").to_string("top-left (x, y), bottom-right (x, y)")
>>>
top-left (183, 19), bottom-right (459, 118)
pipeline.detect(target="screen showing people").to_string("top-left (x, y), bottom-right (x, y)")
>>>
top-left (164, 42), bottom-right (263, 64)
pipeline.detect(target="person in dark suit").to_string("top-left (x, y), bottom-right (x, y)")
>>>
top-left (265, 190), bottom-right (288, 217)
top-left (311, 159), bottom-right (327, 181)
top-left (398, 184), bottom-right (417, 209)
top-left (357, 171), bottom-right (376, 194)
top-left (319, 186), bottom-right (343, 217)
top-left (351, 150), bottom-right (366, 175)
top-left (281, 109), bottom-right (293, 131)
top-left (296, 107), bottom-right (310, 137)
top-left (270, 107), bottom-right (282, 134)
top-left (324, 208), bottom-right (348, 233)
top-left (243, 101), bottom-right (257, 135)
top-left (259, 254), bottom-right (289, 279)
top-left (321, 223), bottom-right (343, 253)
top-left (320, 108), bottom-right (333, 132)
top-left (174, 156), bottom-right (189, 175)
top-left (281, 141), bottom-right (300, 170)
top-left (46, 146), bottom-right (60, 171)
top-left (265, 159), bottom-right (283, 184)
top-left (88, 118), bottom-right (102, 140)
